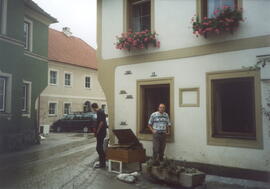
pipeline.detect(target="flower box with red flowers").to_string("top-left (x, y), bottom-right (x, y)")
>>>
top-left (192, 6), bottom-right (243, 38)
top-left (115, 30), bottom-right (160, 51)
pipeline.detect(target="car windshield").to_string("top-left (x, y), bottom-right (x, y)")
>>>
top-left (82, 112), bottom-right (97, 120)
top-left (63, 114), bottom-right (75, 120)
top-left (62, 112), bottom-right (97, 120)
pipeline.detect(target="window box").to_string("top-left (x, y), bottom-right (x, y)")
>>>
top-left (192, 6), bottom-right (243, 38)
top-left (115, 29), bottom-right (160, 51)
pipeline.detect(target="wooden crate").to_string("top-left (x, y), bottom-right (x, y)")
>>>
top-left (107, 147), bottom-right (146, 163)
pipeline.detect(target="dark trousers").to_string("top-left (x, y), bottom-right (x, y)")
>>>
top-left (153, 133), bottom-right (166, 161)
top-left (96, 133), bottom-right (106, 166)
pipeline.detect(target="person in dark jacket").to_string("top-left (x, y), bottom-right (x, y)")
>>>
top-left (91, 103), bottom-right (107, 168)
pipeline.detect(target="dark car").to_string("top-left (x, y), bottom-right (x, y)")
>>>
top-left (50, 112), bottom-right (97, 133)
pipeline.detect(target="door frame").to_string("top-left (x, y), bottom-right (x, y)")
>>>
top-left (136, 77), bottom-right (174, 141)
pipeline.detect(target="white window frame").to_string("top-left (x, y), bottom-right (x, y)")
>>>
top-left (0, 0), bottom-right (7, 35)
top-left (22, 80), bottom-right (32, 118)
top-left (0, 76), bottom-right (6, 112)
top-left (48, 101), bottom-right (58, 116)
top-left (84, 75), bottom-right (92, 89)
top-left (64, 72), bottom-right (73, 87)
top-left (0, 70), bottom-right (12, 115)
top-left (63, 102), bottom-right (72, 115)
top-left (49, 69), bottom-right (59, 86)
top-left (24, 17), bottom-right (33, 51)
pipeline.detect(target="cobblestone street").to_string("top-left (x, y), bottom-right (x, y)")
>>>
top-left (0, 133), bottom-right (269, 189)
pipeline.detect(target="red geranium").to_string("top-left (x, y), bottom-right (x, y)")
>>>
top-left (192, 6), bottom-right (243, 38)
top-left (115, 29), bottom-right (160, 51)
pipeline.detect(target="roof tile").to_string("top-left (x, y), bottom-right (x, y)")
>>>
top-left (48, 28), bottom-right (97, 70)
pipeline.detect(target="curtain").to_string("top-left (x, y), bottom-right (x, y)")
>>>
top-left (207, 0), bottom-right (235, 17)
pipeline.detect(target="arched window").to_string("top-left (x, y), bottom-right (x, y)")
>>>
top-left (83, 101), bottom-right (91, 112)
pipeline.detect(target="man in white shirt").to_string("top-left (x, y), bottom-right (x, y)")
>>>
top-left (148, 104), bottom-right (171, 164)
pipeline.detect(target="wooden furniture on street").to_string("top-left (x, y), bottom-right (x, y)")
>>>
top-left (107, 129), bottom-right (146, 173)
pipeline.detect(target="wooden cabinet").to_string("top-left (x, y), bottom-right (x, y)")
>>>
top-left (106, 129), bottom-right (146, 163)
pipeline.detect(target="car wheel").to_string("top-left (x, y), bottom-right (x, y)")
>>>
top-left (56, 126), bottom-right (61, 133)
top-left (83, 127), bottom-right (89, 133)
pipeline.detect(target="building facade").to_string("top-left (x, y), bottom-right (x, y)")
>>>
top-left (97, 0), bottom-right (270, 180)
top-left (0, 0), bottom-right (57, 152)
top-left (39, 28), bottom-right (106, 128)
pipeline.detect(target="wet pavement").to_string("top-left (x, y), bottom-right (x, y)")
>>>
top-left (0, 133), bottom-right (269, 189)
top-left (0, 133), bottom-right (97, 189)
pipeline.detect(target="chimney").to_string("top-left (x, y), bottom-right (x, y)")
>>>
top-left (62, 27), bottom-right (72, 37)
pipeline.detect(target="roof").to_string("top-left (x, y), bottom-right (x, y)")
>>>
top-left (48, 29), bottom-right (97, 70)
top-left (24, 0), bottom-right (58, 23)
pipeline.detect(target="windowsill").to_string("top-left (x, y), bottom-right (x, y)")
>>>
top-left (85, 87), bottom-right (92, 90)
top-left (213, 134), bottom-right (256, 140)
top-left (207, 136), bottom-right (263, 149)
top-left (49, 83), bottom-right (57, 86)
top-left (22, 113), bottom-right (31, 118)
top-left (64, 85), bottom-right (72, 88)
top-left (24, 49), bottom-right (32, 52)
top-left (0, 112), bottom-right (12, 120)
top-left (48, 114), bottom-right (57, 117)
top-left (137, 131), bottom-right (174, 142)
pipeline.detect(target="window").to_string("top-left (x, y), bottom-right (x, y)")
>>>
top-left (85, 76), bottom-right (91, 89)
top-left (22, 83), bottom-right (29, 113)
top-left (64, 73), bottom-right (72, 87)
top-left (207, 70), bottom-right (262, 148)
top-left (49, 70), bottom-right (58, 85)
top-left (0, 0), bottom-right (7, 34)
top-left (127, 0), bottom-right (151, 32)
top-left (64, 103), bottom-right (71, 115)
top-left (212, 77), bottom-right (255, 139)
top-left (49, 102), bottom-right (57, 116)
top-left (199, 0), bottom-right (240, 18)
top-left (0, 76), bottom-right (6, 112)
top-left (24, 22), bottom-right (30, 49)
top-left (0, 0), bottom-right (3, 32)
top-left (21, 81), bottom-right (31, 116)
top-left (0, 71), bottom-right (12, 115)
top-left (23, 18), bottom-right (33, 51)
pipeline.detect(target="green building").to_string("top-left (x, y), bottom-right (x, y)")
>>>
top-left (0, 0), bottom-right (57, 152)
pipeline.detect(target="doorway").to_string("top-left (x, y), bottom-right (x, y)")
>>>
top-left (137, 78), bottom-right (174, 141)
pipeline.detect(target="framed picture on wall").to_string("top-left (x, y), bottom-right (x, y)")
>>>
top-left (179, 88), bottom-right (200, 107)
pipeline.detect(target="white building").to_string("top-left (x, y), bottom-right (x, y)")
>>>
top-left (97, 0), bottom-right (270, 180)
top-left (39, 28), bottom-right (107, 130)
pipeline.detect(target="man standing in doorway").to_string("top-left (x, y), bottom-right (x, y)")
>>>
top-left (148, 104), bottom-right (171, 165)
top-left (92, 103), bottom-right (107, 168)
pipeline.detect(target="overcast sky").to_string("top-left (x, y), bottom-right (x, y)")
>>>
top-left (33, 0), bottom-right (97, 48)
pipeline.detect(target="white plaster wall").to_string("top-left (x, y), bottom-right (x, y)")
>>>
top-left (42, 62), bottom-right (106, 99)
top-left (101, 0), bottom-right (270, 60)
top-left (114, 47), bottom-right (270, 172)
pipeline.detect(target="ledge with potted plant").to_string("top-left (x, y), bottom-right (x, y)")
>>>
top-left (115, 29), bottom-right (160, 51)
top-left (192, 6), bottom-right (243, 38)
